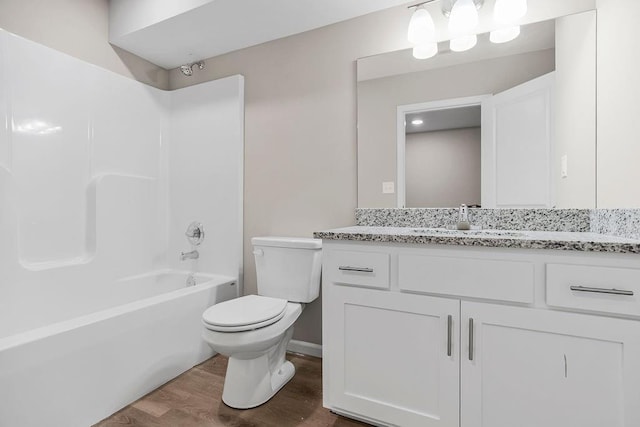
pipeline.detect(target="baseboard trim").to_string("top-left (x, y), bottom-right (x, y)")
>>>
top-left (287, 340), bottom-right (322, 358)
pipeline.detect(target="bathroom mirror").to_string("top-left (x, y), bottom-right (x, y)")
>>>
top-left (357, 11), bottom-right (596, 209)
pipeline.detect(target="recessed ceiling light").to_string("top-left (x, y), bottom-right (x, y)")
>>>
top-left (411, 119), bottom-right (424, 125)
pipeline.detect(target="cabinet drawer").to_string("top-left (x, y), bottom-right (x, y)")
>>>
top-left (546, 264), bottom-right (640, 316)
top-left (324, 249), bottom-right (390, 289)
top-left (398, 254), bottom-right (534, 303)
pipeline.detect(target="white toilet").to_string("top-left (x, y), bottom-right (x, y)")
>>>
top-left (201, 236), bottom-right (322, 409)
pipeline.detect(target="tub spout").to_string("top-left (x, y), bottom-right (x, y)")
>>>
top-left (180, 250), bottom-right (199, 261)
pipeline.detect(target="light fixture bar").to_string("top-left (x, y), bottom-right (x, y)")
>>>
top-left (441, 0), bottom-right (484, 17)
top-left (407, 0), bottom-right (439, 9)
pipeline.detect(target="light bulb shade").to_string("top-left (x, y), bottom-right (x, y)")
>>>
top-left (448, 0), bottom-right (479, 36)
top-left (490, 26), bottom-right (521, 43)
top-left (408, 8), bottom-right (436, 44)
top-left (494, 0), bottom-right (527, 24)
top-left (450, 34), bottom-right (477, 52)
top-left (413, 42), bottom-right (438, 59)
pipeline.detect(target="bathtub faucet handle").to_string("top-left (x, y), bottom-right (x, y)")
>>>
top-left (186, 229), bottom-right (200, 238)
top-left (185, 222), bottom-right (205, 246)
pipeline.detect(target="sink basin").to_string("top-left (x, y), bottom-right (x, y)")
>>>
top-left (408, 228), bottom-right (526, 238)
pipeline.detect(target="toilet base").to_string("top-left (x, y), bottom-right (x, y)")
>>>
top-left (221, 328), bottom-right (296, 409)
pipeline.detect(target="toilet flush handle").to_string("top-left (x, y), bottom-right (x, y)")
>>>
top-left (253, 249), bottom-right (264, 257)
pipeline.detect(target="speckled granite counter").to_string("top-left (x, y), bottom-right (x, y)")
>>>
top-left (313, 226), bottom-right (640, 254)
top-left (356, 208), bottom-right (591, 232)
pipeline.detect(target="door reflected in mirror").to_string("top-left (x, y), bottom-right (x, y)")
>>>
top-left (357, 12), bottom-right (596, 209)
top-left (401, 99), bottom-right (482, 208)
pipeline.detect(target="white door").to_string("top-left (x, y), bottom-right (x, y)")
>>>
top-left (325, 285), bottom-right (460, 427)
top-left (481, 72), bottom-right (555, 208)
top-left (461, 301), bottom-right (640, 427)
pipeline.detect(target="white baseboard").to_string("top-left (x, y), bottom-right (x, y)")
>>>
top-left (287, 339), bottom-right (322, 358)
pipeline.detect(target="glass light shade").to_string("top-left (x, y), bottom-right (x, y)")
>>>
top-left (450, 34), bottom-right (477, 52)
top-left (408, 7), bottom-right (436, 44)
top-left (413, 42), bottom-right (438, 59)
top-left (490, 26), bottom-right (521, 43)
top-left (494, 0), bottom-right (527, 24)
top-left (448, 0), bottom-right (479, 36)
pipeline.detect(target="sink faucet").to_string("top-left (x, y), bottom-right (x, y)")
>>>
top-left (456, 204), bottom-right (471, 230)
top-left (180, 250), bottom-right (199, 261)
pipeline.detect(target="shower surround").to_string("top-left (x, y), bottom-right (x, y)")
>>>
top-left (0, 29), bottom-right (244, 426)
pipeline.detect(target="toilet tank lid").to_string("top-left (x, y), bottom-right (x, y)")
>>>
top-left (252, 236), bottom-right (322, 249)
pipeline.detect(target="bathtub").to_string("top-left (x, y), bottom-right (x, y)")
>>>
top-left (0, 271), bottom-right (238, 427)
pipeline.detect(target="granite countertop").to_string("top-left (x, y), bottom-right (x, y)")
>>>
top-left (313, 226), bottom-right (640, 254)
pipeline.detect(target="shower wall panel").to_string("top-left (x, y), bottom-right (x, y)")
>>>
top-left (168, 76), bottom-right (244, 289)
top-left (0, 27), bottom-right (244, 337)
top-left (3, 31), bottom-right (167, 267)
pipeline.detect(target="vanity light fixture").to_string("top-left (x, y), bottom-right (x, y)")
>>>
top-left (408, 5), bottom-right (438, 59)
top-left (450, 34), bottom-right (477, 52)
top-left (448, 0), bottom-right (481, 52)
top-left (490, 0), bottom-right (527, 44)
top-left (407, 0), bottom-right (525, 59)
top-left (413, 43), bottom-right (438, 59)
top-left (448, 0), bottom-right (480, 35)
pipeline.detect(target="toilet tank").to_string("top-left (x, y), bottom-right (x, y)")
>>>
top-left (252, 237), bottom-right (322, 303)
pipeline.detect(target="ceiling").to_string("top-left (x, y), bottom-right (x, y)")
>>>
top-left (406, 106), bottom-right (482, 134)
top-left (109, 0), bottom-right (412, 69)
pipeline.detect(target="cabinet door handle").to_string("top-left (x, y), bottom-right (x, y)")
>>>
top-left (468, 318), bottom-right (474, 361)
top-left (570, 285), bottom-right (634, 296)
top-left (338, 266), bottom-right (374, 273)
top-left (446, 315), bottom-right (453, 357)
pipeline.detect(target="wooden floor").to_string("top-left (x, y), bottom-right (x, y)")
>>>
top-left (95, 353), bottom-right (370, 427)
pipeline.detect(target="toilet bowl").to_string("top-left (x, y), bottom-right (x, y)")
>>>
top-left (202, 297), bottom-right (302, 408)
top-left (201, 237), bottom-right (322, 409)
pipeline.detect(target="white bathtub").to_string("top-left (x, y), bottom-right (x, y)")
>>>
top-left (0, 271), bottom-right (237, 427)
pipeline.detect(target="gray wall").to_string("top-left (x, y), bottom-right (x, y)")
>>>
top-left (406, 128), bottom-right (481, 208)
top-left (0, 0), bottom-right (168, 89)
top-left (597, 0), bottom-right (640, 207)
top-left (167, 6), bottom-right (415, 345)
top-left (358, 49), bottom-right (556, 208)
top-left (555, 11), bottom-right (596, 208)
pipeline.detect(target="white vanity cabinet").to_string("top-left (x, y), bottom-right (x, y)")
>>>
top-left (461, 302), bottom-right (640, 427)
top-left (322, 241), bottom-right (640, 427)
top-left (325, 284), bottom-right (460, 427)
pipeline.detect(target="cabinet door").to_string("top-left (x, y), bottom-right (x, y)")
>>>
top-left (461, 302), bottom-right (640, 427)
top-left (325, 285), bottom-right (460, 427)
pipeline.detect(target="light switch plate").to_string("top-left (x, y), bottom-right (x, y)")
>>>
top-left (561, 155), bottom-right (568, 178)
top-left (382, 181), bottom-right (395, 194)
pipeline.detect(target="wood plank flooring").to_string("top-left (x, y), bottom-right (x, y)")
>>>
top-left (94, 353), bottom-right (370, 427)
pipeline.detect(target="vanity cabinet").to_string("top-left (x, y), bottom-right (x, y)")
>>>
top-left (461, 302), bottom-right (640, 427)
top-left (322, 242), bottom-right (640, 427)
top-left (325, 284), bottom-right (460, 427)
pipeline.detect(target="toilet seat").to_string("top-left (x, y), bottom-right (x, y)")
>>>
top-left (203, 295), bottom-right (288, 332)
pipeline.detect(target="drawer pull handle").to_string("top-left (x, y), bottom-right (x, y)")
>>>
top-left (447, 315), bottom-right (453, 357)
top-left (570, 285), bottom-right (634, 296)
top-left (468, 318), bottom-right (474, 361)
top-left (338, 266), bottom-right (374, 273)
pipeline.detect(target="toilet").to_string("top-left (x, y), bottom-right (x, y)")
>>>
top-left (201, 236), bottom-right (322, 409)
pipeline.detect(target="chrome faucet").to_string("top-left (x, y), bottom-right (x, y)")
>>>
top-left (456, 204), bottom-right (471, 230)
top-left (459, 204), bottom-right (469, 222)
top-left (180, 250), bottom-right (199, 261)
